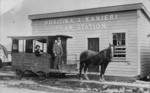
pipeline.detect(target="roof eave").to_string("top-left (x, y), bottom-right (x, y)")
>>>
top-left (28, 3), bottom-right (146, 20)
top-left (8, 35), bottom-right (72, 40)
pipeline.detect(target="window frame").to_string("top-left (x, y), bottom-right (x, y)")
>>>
top-left (111, 32), bottom-right (128, 61)
top-left (88, 38), bottom-right (99, 52)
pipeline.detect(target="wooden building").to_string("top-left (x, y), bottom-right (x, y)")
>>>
top-left (28, 3), bottom-right (150, 78)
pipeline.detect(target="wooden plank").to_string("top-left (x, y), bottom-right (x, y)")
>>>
top-left (31, 10), bottom-right (139, 77)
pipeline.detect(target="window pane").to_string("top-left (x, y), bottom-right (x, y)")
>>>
top-left (122, 33), bottom-right (125, 40)
top-left (19, 40), bottom-right (24, 52)
top-left (113, 34), bottom-right (117, 40)
top-left (113, 40), bottom-right (117, 46)
top-left (117, 33), bottom-right (122, 40)
top-left (25, 40), bottom-right (33, 53)
top-left (88, 38), bottom-right (99, 52)
top-left (12, 39), bottom-right (19, 53)
top-left (122, 40), bottom-right (125, 45)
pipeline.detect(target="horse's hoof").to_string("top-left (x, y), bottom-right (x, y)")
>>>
top-left (99, 78), bottom-right (105, 82)
top-left (79, 78), bottom-right (83, 80)
top-left (84, 74), bottom-right (89, 80)
top-left (85, 78), bottom-right (89, 80)
top-left (99, 79), bottom-right (103, 82)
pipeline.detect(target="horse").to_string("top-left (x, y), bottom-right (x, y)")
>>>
top-left (79, 44), bottom-right (114, 81)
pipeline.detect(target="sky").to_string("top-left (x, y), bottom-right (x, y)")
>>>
top-left (0, 0), bottom-right (150, 50)
top-left (1, 0), bottom-right (24, 15)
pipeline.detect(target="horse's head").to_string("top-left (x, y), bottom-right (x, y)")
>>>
top-left (107, 43), bottom-right (115, 59)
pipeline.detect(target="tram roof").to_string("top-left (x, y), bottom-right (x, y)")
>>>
top-left (8, 35), bottom-right (72, 40)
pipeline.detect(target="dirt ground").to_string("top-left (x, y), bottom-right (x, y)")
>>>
top-left (0, 68), bottom-right (150, 93)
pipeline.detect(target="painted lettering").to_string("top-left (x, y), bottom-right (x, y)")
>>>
top-left (86, 17), bottom-right (90, 22)
top-left (91, 17), bottom-right (95, 22)
top-left (109, 15), bottom-right (114, 20)
top-left (77, 18), bottom-right (81, 22)
top-left (95, 16), bottom-right (101, 21)
top-left (104, 15), bottom-right (108, 20)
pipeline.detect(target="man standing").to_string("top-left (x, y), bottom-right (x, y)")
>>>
top-left (53, 37), bottom-right (63, 70)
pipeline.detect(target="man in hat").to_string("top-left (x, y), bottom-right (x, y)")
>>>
top-left (53, 37), bottom-right (63, 70)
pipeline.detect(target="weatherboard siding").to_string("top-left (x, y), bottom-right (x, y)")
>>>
top-left (139, 10), bottom-right (150, 78)
top-left (31, 10), bottom-right (139, 77)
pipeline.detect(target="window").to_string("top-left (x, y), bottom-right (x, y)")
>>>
top-left (112, 33), bottom-right (126, 61)
top-left (12, 39), bottom-right (19, 53)
top-left (88, 38), bottom-right (99, 52)
top-left (25, 40), bottom-right (33, 53)
top-left (34, 40), bottom-right (47, 53)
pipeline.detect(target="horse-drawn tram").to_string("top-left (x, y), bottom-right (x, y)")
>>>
top-left (8, 35), bottom-right (78, 78)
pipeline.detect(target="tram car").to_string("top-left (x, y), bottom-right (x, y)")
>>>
top-left (8, 35), bottom-right (78, 78)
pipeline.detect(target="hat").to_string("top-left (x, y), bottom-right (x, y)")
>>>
top-left (35, 45), bottom-right (40, 48)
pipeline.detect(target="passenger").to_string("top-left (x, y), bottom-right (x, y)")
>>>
top-left (34, 45), bottom-right (43, 56)
top-left (53, 37), bottom-right (63, 70)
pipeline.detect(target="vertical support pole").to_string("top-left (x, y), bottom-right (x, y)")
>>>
top-left (42, 43), bottom-right (44, 52)
top-left (33, 40), bottom-right (36, 52)
top-left (23, 39), bottom-right (24, 53)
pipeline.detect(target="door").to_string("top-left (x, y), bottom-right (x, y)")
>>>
top-left (88, 38), bottom-right (99, 72)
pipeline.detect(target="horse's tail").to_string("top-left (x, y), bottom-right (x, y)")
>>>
top-left (79, 51), bottom-right (87, 72)
top-left (79, 52), bottom-right (85, 68)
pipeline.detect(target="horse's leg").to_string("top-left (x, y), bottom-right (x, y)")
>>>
top-left (84, 62), bottom-right (89, 80)
top-left (100, 63), bottom-right (108, 81)
top-left (100, 64), bottom-right (104, 81)
top-left (79, 61), bottom-right (84, 80)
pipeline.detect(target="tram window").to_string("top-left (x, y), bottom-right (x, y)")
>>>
top-left (25, 40), bottom-right (33, 53)
top-left (34, 41), bottom-right (45, 52)
top-left (19, 40), bottom-right (24, 53)
top-left (43, 43), bottom-right (47, 52)
top-left (12, 39), bottom-right (19, 53)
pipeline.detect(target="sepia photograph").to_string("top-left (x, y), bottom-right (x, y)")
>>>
top-left (0, 0), bottom-right (150, 93)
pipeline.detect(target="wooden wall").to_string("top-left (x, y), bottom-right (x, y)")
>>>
top-left (31, 10), bottom-right (139, 77)
top-left (138, 10), bottom-right (150, 78)
top-left (104, 11), bottom-right (139, 77)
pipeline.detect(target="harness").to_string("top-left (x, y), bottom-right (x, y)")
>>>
top-left (80, 47), bottom-right (112, 65)
top-left (91, 49), bottom-right (112, 65)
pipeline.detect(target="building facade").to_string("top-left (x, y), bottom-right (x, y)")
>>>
top-left (29, 3), bottom-right (150, 78)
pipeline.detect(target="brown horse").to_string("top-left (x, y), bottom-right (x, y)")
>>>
top-left (79, 44), bottom-right (114, 81)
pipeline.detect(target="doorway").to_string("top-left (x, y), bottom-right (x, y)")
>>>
top-left (88, 38), bottom-right (99, 72)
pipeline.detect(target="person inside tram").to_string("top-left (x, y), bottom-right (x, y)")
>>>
top-left (53, 37), bottom-right (63, 70)
top-left (34, 45), bottom-right (43, 56)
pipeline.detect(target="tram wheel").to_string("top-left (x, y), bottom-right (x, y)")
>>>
top-left (36, 71), bottom-right (47, 80)
top-left (60, 73), bottom-right (66, 78)
top-left (15, 69), bottom-right (24, 77)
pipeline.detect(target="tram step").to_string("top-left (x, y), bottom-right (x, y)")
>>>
top-left (62, 64), bottom-right (77, 71)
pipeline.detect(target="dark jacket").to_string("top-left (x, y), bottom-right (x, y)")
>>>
top-left (35, 49), bottom-right (43, 56)
top-left (53, 42), bottom-right (63, 55)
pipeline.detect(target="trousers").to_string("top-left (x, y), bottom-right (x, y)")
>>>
top-left (54, 54), bottom-right (62, 70)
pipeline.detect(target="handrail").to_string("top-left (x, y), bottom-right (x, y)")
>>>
top-left (62, 54), bottom-right (78, 64)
